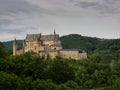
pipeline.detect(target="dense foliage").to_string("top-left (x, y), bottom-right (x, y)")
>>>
top-left (0, 55), bottom-right (120, 89)
top-left (1, 34), bottom-right (120, 89)
top-left (61, 34), bottom-right (100, 52)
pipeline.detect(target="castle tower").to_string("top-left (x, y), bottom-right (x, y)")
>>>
top-left (23, 39), bottom-right (26, 54)
top-left (54, 29), bottom-right (56, 35)
top-left (53, 29), bottom-right (56, 50)
top-left (13, 38), bottom-right (18, 56)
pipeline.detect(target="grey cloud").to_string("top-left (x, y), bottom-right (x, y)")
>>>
top-left (0, 0), bottom-right (120, 41)
top-left (0, 29), bottom-right (24, 35)
top-left (69, 0), bottom-right (120, 14)
top-left (0, 26), bottom-right (38, 34)
top-left (4, 29), bottom-right (24, 34)
top-left (0, 0), bottom-right (46, 34)
top-left (0, 19), bottom-right (13, 26)
top-left (0, 0), bottom-right (69, 17)
top-left (0, 0), bottom-right (71, 34)
top-left (75, 1), bottom-right (99, 8)
top-left (0, 0), bottom-right (49, 17)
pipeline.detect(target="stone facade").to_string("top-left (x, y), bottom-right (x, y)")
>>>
top-left (13, 32), bottom-right (87, 60)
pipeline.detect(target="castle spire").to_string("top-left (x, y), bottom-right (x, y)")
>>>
top-left (53, 28), bottom-right (56, 50)
top-left (14, 38), bottom-right (17, 43)
top-left (54, 28), bottom-right (56, 35)
top-left (13, 38), bottom-right (17, 46)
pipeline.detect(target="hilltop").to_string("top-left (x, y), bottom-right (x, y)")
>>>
top-left (2, 34), bottom-right (120, 60)
top-left (0, 34), bottom-right (120, 89)
top-left (2, 34), bottom-right (100, 51)
top-left (2, 34), bottom-right (120, 51)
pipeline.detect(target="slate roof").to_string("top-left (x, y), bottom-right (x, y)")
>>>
top-left (25, 34), bottom-right (60, 41)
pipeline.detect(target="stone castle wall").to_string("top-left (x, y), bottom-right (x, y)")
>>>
top-left (13, 32), bottom-right (87, 60)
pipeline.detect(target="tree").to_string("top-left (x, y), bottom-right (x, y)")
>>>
top-left (0, 71), bottom-right (23, 89)
top-left (0, 42), bottom-right (9, 58)
top-left (32, 79), bottom-right (57, 90)
top-left (49, 58), bottom-right (75, 84)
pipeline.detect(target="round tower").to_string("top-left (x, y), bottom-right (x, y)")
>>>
top-left (13, 38), bottom-right (18, 56)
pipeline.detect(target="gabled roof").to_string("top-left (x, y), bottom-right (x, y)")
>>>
top-left (25, 34), bottom-right (60, 41)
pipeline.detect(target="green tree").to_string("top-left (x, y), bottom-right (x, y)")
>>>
top-left (49, 57), bottom-right (75, 84)
top-left (32, 79), bottom-right (57, 90)
top-left (0, 42), bottom-right (9, 58)
top-left (0, 71), bottom-right (23, 90)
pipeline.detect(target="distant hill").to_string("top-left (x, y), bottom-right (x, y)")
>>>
top-left (61, 34), bottom-right (120, 51)
top-left (61, 34), bottom-right (100, 52)
top-left (1, 35), bottom-right (120, 90)
top-left (2, 34), bottom-right (100, 52)
top-left (2, 40), bottom-right (23, 51)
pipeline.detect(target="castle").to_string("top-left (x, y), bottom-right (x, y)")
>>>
top-left (13, 31), bottom-right (87, 60)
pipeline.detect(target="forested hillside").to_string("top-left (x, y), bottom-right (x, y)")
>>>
top-left (0, 40), bottom-right (120, 89)
top-left (3, 40), bottom-right (23, 51)
top-left (2, 34), bottom-right (120, 60)
top-left (60, 34), bottom-right (120, 61)
top-left (60, 34), bottom-right (100, 52)
top-left (1, 34), bottom-right (120, 89)
top-left (2, 34), bottom-right (119, 51)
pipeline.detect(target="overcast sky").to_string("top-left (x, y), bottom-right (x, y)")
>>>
top-left (0, 0), bottom-right (120, 41)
